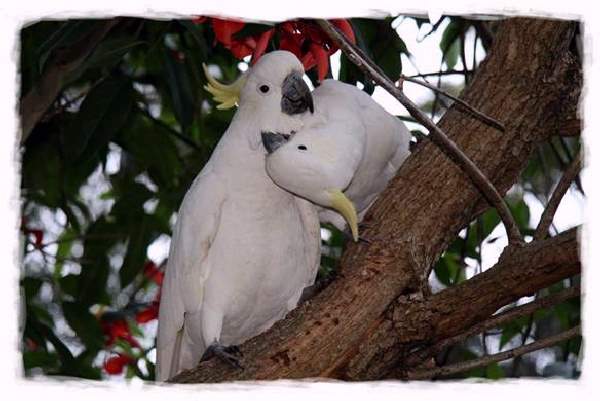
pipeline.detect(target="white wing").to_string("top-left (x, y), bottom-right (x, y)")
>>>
top-left (156, 163), bottom-right (226, 381)
top-left (315, 80), bottom-right (411, 229)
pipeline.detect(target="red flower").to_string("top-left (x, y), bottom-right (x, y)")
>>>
top-left (28, 229), bottom-right (44, 247)
top-left (104, 354), bottom-right (133, 375)
top-left (25, 338), bottom-right (38, 351)
top-left (198, 17), bottom-right (355, 83)
top-left (277, 19), bottom-right (356, 82)
top-left (211, 17), bottom-right (246, 47)
top-left (143, 261), bottom-right (164, 286)
top-left (101, 318), bottom-right (140, 348)
top-left (192, 16), bottom-right (207, 24)
top-left (135, 302), bottom-right (159, 323)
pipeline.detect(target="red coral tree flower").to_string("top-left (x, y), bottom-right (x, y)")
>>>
top-left (278, 19), bottom-right (356, 82)
top-left (143, 261), bottom-right (164, 286)
top-left (104, 353), bottom-right (134, 375)
top-left (195, 17), bottom-right (355, 80)
top-left (135, 302), bottom-right (159, 323)
top-left (101, 318), bottom-right (140, 348)
top-left (202, 17), bottom-right (274, 63)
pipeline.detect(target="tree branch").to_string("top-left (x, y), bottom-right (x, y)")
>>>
top-left (404, 325), bottom-right (581, 380)
top-left (170, 18), bottom-right (579, 383)
top-left (316, 19), bottom-right (522, 244)
top-left (407, 70), bottom-right (474, 79)
top-left (534, 151), bottom-right (582, 240)
top-left (403, 284), bottom-right (580, 368)
top-left (20, 19), bottom-right (119, 142)
top-left (347, 228), bottom-right (580, 380)
top-left (399, 75), bottom-right (505, 132)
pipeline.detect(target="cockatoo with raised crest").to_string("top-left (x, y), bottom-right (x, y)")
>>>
top-left (156, 51), bottom-right (319, 381)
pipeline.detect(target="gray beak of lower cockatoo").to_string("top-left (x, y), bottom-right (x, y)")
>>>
top-left (281, 71), bottom-right (314, 115)
top-left (261, 131), bottom-right (289, 154)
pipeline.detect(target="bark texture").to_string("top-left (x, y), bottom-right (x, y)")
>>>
top-left (172, 17), bottom-right (581, 383)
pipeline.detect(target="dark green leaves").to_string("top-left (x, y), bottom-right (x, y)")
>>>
top-left (62, 301), bottom-right (104, 350)
top-left (78, 217), bottom-right (119, 306)
top-left (162, 47), bottom-right (195, 132)
top-left (62, 76), bottom-right (135, 165)
top-left (439, 19), bottom-right (465, 70)
top-left (339, 18), bottom-right (409, 93)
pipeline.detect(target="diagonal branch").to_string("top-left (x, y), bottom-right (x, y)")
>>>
top-left (403, 284), bottom-right (580, 368)
top-left (316, 19), bottom-right (522, 244)
top-left (534, 151), bottom-right (582, 240)
top-left (399, 75), bottom-right (505, 132)
top-left (20, 19), bottom-right (120, 142)
top-left (348, 228), bottom-right (579, 380)
top-left (404, 325), bottom-right (581, 380)
top-left (408, 70), bottom-right (474, 79)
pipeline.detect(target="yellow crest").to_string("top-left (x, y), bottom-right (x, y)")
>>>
top-left (202, 63), bottom-right (246, 110)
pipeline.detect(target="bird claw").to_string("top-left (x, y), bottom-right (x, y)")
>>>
top-left (200, 343), bottom-right (244, 369)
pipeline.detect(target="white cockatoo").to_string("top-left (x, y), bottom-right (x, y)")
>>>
top-left (262, 79), bottom-right (411, 240)
top-left (156, 51), bottom-right (320, 381)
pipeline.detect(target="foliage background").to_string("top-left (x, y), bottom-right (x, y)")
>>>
top-left (19, 16), bottom-right (582, 381)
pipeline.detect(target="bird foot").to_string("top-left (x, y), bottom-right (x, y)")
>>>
top-left (200, 343), bottom-right (243, 369)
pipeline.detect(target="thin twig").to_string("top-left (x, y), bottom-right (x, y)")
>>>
top-left (408, 70), bottom-right (474, 79)
top-left (534, 152), bottom-right (582, 240)
top-left (317, 19), bottom-right (523, 244)
top-left (400, 75), bottom-right (505, 132)
top-left (558, 136), bottom-right (584, 194)
top-left (460, 31), bottom-right (469, 85)
top-left (405, 325), bottom-right (580, 380)
top-left (404, 285), bottom-right (580, 368)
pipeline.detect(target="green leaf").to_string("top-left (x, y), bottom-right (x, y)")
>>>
top-left (36, 20), bottom-right (98, 74)
top-left (23, 350), bottom-right (59, 371)
top-left (77, 217), bottom-right (121, 306)
top-left (53, 227), bottom-right (77, 279)
top-left (62, 301), bottom-right (104, 351)
top-left (499, 317), bottom-right (529, 350)
top-left (443, 39), bottom-right (461, 70)
top-left (485, 362), bottom-right (505, 379)
top-left (116, 110), bottom-right (184, 189)
top-left (439, 19), bottom-right (464, 70)
top-left (508, 197), bottom-right (531, 231)
top-left (120, 214), bottom-right (157, 287)
top-left (21, 121), bottom-right (63, 208)
top-left (162, 47), bottom-right (195, 132)
top-left (21, 277), bottom-right (44, 301)
top-left (62, 76), bottom-right (135, 165)
top-left (59, 274), bottom-right (80, 298)
top-left (82, 37), bottom-right (146, 71)
top-left (179, 20), bottom-right (209, 59)
top-left (439, 19), bottom-right (463, 54)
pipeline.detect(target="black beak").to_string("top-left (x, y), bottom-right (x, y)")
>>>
top-left (281, 71), bottom-right (314, 115)
top-left (261, 131), bottom-right (289, 154)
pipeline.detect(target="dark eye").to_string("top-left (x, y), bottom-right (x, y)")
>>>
top-left (297, 145), bottom-right (307, 151)
top-left (259, 85), bottom-right (270, 93)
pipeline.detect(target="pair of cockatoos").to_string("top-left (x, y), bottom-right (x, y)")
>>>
top-left (156, 51), bottom-right (410, 381)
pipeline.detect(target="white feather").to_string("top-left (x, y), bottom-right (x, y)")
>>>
top-left (156, 51), bottom-right (321, 381)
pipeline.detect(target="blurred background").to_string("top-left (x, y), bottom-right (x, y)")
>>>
top-left (19, 15), bottom-right (583, 381)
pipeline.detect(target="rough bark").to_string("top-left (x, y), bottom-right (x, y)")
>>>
top-left (171, 17), bottom-right (581, 383)
top-left (362, 228), bottom-right (580, 380)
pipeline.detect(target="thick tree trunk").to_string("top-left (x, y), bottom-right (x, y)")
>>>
top-left (171, 17), bottom-right (581, 383)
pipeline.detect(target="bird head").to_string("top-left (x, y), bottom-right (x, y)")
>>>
top-left (203, 50), bottom-right (314, 116)
top-left (262, 130), bottom-right (359, 241)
